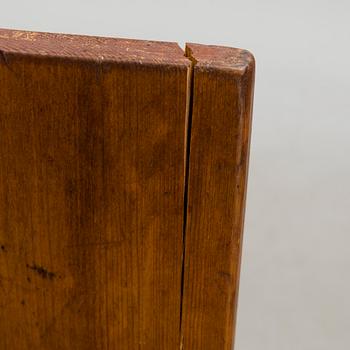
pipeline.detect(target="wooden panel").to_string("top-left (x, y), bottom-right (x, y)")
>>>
top-left (0, 29), bottom-right (190, 349)
top-left (181, 43), bottom-right (255, 349)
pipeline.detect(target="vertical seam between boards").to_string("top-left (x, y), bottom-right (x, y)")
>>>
top-left (179, 47), bottom-right (196, 350)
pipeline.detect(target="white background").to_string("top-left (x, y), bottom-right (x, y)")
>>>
top-left (1, 1), bottom-right (349, 348)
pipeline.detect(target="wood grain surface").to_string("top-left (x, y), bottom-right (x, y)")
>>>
top-left (180, 43), bottom-right (255, 350)
top-left (0, 28), bottom-right (255, 350)
top-left (0, 28), bottom-right (190, 349)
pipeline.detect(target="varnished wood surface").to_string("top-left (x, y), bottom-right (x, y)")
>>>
top-left (181, 43), bottom-right (255, 350)
top-left (0, 28), bottom-right (255, 350)
top-left (0, 28), bottom-right (190, 349)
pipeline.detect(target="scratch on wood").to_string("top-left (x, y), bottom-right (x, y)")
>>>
top-left (26, 263), bottom-right (56, 280)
